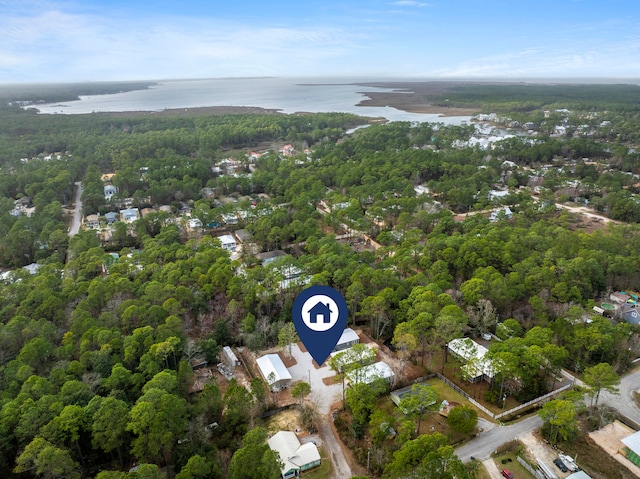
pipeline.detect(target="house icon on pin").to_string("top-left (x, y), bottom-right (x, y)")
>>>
top-left (308, 302), bottom-right (333, 323)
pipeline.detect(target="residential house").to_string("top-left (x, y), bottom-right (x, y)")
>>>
top-left (489, 207), bottom-right (513, 222)
top-left (618, 305), bottom-right (640, 325)
top-left (217, 234), bottom-right (236, 252)
top-left (85, 214), bottom-right (100, 229)
top-left (279, 144), bottom-right (295, 156)
top-left (188, 218), bottom-right (203, 229)
top-left (120, 208), bottom-right (139, 223)
top-left (447, 338), bottom-right (495, 383)
top-left (333, 328), bottom-right (360, 352)
top-left (104, 185), bottom-right (117, 200)
top-left (234, 229), bottom-right (252, 244)
top-left (105, 211), bottom-right (119, 224)
top-left (256, 354), bottom-right (292, 391)
top-left (255, 250), bottom-right (287, 265)
top-left (346, 361), bottom-right (394, 386)
top-left (276, 265), bottom-right (311, 290)
top-left (267, 431), bottom-right (321, 479)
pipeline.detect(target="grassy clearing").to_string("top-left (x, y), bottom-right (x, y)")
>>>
top-left (493, 452), bottom-right (535, 479)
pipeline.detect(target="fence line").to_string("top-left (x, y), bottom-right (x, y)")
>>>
top-left (435, 372), bottom-right (575, 421)
top-left (435, 373), bottom-right (496, 418)
top-left (494, 382), bottom-right (573, 420)
top-left (517, 455), bottom-right (545, 479)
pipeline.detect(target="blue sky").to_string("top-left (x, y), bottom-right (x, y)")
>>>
top-left (1, 0), bottom-right (639, 83)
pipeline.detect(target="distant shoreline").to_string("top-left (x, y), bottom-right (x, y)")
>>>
top-left (351, 81), bottom-right (488, 117)
top-left (92, 105), bottom-right (284, 117)
top-left (77, 81), bottom-right (482, 118)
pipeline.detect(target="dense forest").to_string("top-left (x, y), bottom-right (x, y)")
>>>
top-left (1, 82), bottom-right (640, 478)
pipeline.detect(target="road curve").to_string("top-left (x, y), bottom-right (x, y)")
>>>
top-left (455, 415), bottom-right (543, 462)
top-left (599, 365), bottom-right (640, 425)
top-left (456, 366), bottom-right (640, 463)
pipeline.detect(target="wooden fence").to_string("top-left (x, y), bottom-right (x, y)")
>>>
top-left (435, 372), bottom-right (575, 421)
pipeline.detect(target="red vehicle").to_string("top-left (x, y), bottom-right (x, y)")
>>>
top-left (501, 469), bottom-right (514, 479)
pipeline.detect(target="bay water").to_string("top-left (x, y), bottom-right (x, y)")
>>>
top-left (34, 77), bottom-right (470, 124)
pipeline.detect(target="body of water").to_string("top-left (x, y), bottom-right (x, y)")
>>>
top-left (34, 77), bottom-right (471, 124)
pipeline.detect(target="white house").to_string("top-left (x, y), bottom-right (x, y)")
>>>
top-left (256, 354), bottom-right (292, 391)
top-left (346, 361), bottom-right (394, 386)
top-left (188, 218), bottom-right (203, 229)
top-left (447, 338), bottom-right (495, 383)
top-left (104, 184), bottom-right (117, 200)
top-left (221, 213), bottom-right (238, 225)
top-left (217, 234), bottom-right (236, 252)
top-left (268, 431), bottom-right (321, 479)
top-left (489, 206), bottom-right (513, 222)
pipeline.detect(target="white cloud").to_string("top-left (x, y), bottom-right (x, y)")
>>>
top-left (391, 1), bottom-right (431, 6)
top-left (431, 43), bottom-right (640, 78)
top-left (0, 4), bottom-right (360, 81)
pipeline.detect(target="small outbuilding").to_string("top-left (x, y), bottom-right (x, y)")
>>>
top-left (256, 354), bottom-right (292, 391)
top-left (390, 382), bottom-right (437, 410)
top-left (220, 346), bottom-right (240, 369)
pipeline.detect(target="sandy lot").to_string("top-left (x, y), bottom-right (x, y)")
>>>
top-left (519, 431), bottom-right (571, 478)
top-left (589, 421), bottom-right (640, 477)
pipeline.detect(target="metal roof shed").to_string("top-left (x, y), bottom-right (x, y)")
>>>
top-left (256, 354), bottom-right (292, 390)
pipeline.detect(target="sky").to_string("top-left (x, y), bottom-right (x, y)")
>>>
top-left (1, 0), bottom-right (640, 83)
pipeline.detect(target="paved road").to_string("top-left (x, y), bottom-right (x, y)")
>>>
top-left (456, 366), bottom-right (640, 464)
top-left (455, 415), bottom-right (543, 462)
top-left (68, 181), bottom-right (83, 237)
top-left (599, 365), bottom-right (640, 425)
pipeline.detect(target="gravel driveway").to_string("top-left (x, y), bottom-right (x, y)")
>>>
top-left (288, 342), bottom-right (343, 415)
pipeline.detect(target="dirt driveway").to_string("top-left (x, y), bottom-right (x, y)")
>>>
top-left (519, 431), bottom-right (571, 478)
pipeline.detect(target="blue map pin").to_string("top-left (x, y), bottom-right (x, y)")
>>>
top-left (292, 285), bottom-right (348, 366)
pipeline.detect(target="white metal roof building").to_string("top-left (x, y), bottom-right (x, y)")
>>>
top-left (447, 338), bottom-right (495, 382)
top-left (622, 430), bottom-right (640, 468)
top-left (346, 361), bottom-right (394, 386)
top-left (268, 431), bottom-right (321, 479)
top-left (256, 354), bottom-right (292, 391)
top-left (333, 328), bottom-right (360, 352)
top-left (217, 234), bottom-right (237, 252)
top-left (566, 472), bottom-right (592, 479)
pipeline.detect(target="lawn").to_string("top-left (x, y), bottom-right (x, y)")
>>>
top-left (493, 452), bottom-right (535, 479)
top-left (302, 446), bottom-right (333, 479)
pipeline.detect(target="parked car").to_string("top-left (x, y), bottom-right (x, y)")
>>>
top-left (501, 469), bottom-right (514, 479)
top-left (559, 453), bottom-right (579, 472)
top-left (554, 457), bottom-right (568, 472)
